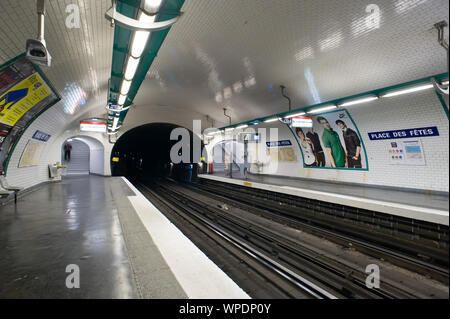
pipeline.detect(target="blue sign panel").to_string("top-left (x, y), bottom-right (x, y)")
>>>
top-left (368, 127), bottom-right (439, 141)
top-left (32, 130), bottom-right (51, 142)
top-left (266, 140), bottom-right (292, 147)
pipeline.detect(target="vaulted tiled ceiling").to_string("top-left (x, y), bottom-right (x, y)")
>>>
top-left (0, 0), bottom-right (448, 130)
top-left (0, 0), bottom-right (113, 123)
top-left (138, 0), bottom-right (449, 125)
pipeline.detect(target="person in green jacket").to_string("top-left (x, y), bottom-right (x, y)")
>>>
top-left (317, 116), bottom-right (346, 168)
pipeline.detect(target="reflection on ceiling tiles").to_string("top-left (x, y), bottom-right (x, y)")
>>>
top-left (319, 30), bottom-right (344, 52)
top-left (295, 47), bottom-right (314, 62)
top-left (62, 83), bottom-right (87, 115)
top-left (304, 67), bottom-right (321, 104)
top-left (395, 0), bottom-right (428, 14)
top-left (137, 0), bottom-right (448, 125)
top-left (351, 4), bottom-right (381, 38)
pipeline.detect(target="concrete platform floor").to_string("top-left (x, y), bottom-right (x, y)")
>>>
top-left (0, 175), bottom-right (186, 299)
top-left (205, 171), bottom-right (449, 212)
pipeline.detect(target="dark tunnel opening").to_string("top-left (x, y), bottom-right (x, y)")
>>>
top-left (111, 123), bottom-right (206, 183)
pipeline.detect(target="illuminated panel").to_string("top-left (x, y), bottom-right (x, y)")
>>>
top-left (80, 121), bottom-right (107, 133)
top-left (291, 116), bottom-right (313, 128)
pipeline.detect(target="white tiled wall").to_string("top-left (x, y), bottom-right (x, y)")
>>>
top-left (210, 89), bottom-right (449, 192)
top-left (5, 103), bottom-right (68, 189)
top-left (5, 102), bottom-right (114, 189)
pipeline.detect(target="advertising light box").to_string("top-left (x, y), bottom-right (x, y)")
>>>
top-left (0, 55), bottom-right (60, 173)
top-left (80, 121), bottom-right (107, 133)
top-left (291, 116), bottom-right (313, 128)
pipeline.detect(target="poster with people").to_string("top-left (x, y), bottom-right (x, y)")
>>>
top-left (291, 109), bottom-right (368, 170)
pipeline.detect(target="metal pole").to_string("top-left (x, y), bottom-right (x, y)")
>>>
top-left (37, 0), bottom-right (45, 41)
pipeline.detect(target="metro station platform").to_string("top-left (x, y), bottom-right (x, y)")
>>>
top-left (0, 175), bottom-right (249, 299)
top-left (199, 172), bottom-right (449, 226)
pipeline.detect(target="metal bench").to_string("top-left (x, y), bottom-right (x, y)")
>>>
top-left (0, 176), bottom-right (23, 204)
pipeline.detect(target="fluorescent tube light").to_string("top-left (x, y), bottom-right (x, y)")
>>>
top-left (381, 84), bottom-right (434, 98)
top-left (285, 112), bottom-right (306, 118)
top-left (441, 80), bottom-right (449, 86)
top-left (112, 117), bottom-right (119, 130)
top-left (225, 128), bottom-right (234, 132)
top-left (339, 97), bottom-right (378, 107)
top-left (131, 31), bottom-right (150, 58)
top-left (264, 118), bottom-right (279, 123)
top-left (307, 105), bottom-right (337, 114)
top-left (236, 124), bottom-right (248, 129)
top-left (118, 94), bottom-right (127, 105)
top-left (124, 56), bottom-right (140, 80)
top-left (144, 0), bottom-right (163, 12)
top-left (130, 13), bottom-right (156, 58)
top-left (120, 79), bottom-right (132, 95)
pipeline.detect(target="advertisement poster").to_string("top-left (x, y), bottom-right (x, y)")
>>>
top-left (18, 139), bottom-right (46, 167)
top-left (264, 139), bottom-right (298, 162)
top-left (0, 55), bottom-right (60, 173)
top-left (291, 109), bottom-right (368, 170)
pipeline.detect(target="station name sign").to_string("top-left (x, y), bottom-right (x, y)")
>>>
top-left (266, 140), bottom-right (292, 147)
top-left (368, 126), bottom-right (439, 141)
top-left (32, 130), bottom-right (51, 142)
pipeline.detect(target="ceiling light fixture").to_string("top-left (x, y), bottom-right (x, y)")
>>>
top-left (339, 96), bottom-right (378, 107)
top-left (124, 56), bottom-right (140, 80)
top-left (307, 105), bottom-right (337, 114)
top-left (236, 124), bottom-right (248, 129)
top-left (144, 0), bottom-right (163, 12)
top-left (285, 112), bottom-right (306, 118)
top-left (130, 12), bottom-right (156, 57)
top-left (120, 79), bottom-right (132, 95)
top-left (264, 118), bottom-right (279, 123)
top-left (381, 84), bottom-right (434, 98)
top-left (118, 94), bottom-right (127, 106)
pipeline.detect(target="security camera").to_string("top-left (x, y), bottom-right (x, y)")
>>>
top-left (26, 0), bottom-right (51, 67)
top-left (26, 38), bottom-right (51, 67)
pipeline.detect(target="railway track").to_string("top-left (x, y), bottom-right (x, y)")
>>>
top-left (194, 178), bottom-right (449, 284)
top-left (134, 179), bottom-right (447, 299)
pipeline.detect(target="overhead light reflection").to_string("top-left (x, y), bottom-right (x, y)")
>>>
top-left (62, 83), bottom-right (87, 115)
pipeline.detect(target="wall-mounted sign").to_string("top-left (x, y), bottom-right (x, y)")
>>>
top-left (291, 116), bottom-right (313, 128)
top-left (368, 127), bottom-right (439, 141)
top-left (266, 140), bottom-right (292, 148)
top-left (238, 132), bottom-right (260, 143)
top-left (108, 104), bottom-right (121, 111)
top-left (0, 55), bottom-right (60, 173)
top-left (388, 140), bottom-right (425, 165)
top-left (80, 121), bottom-right (107, 133)
top-left (32, 130), bottom-right (51, 142)
top-left (279, 118), bottom-right (292, 125)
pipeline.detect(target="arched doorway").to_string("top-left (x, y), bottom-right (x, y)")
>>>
top-left (61, 136), bottom-right (105, 175)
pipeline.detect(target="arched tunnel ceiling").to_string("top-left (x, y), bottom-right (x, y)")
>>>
top-left (0, 0), bottom-right (448, 134)
top-left (138, 0), bottom-right (449, 125)
top-left (0, 0), bottom-right (113, 125)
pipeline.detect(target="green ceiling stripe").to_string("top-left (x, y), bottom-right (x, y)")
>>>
top-left (107, 0), bottom-right (185, 131)
top-left (122, 0), bottom-right (185, 106)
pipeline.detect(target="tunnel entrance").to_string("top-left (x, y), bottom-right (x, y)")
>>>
top-left (111, 123), bottom-right (205, 183)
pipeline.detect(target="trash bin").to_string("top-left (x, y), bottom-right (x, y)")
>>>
top-left (48, 163), bottom-right (66, 180)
